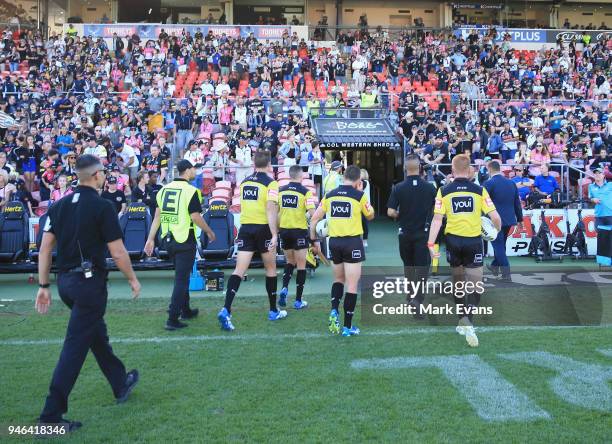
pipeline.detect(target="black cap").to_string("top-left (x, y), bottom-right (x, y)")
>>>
top-left (176, 159), bottom-right (201, 173)
top-left (107, 176), bottom-right (118, 184)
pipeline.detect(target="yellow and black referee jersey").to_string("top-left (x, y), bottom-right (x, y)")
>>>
top-left (240, 171), bottom-right (279, 225)
top-left (321, 184), bottom-right (374, 237)
top-left (279, 182), bottom-right (316, 229)
top-left (434, 177), bottom-right (496, 237)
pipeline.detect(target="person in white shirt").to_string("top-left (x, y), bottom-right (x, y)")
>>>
top-left (201, 80), bottom-right (215, 96)
top-left (114, 142), bottom-right (139, 180)
top-left (83, 138), bottom-right (108, 163)
top-left (215, 81), bottom-right (231, 97)
top-left (183, 140), bottom-right (205, 166)
top-left (232, 135), bottom-right (253, 185)
top-left (207, 143), bottom-right (230, 181)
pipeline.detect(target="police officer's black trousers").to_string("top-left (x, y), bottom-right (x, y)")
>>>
top-left (168, 243), bottom-right (197, 321)
top-left (40, 272), bottom-right (127, 422)
top-left (398, 232), bottom-right (431, 302)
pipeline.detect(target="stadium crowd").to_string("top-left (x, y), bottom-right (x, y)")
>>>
top-left (0, 24), bottom-right (610, 217)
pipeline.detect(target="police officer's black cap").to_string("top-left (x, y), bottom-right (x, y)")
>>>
top-left (176, 159), bottom-right (198, 173)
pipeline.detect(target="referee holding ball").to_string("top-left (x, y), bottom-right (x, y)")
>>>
top-left (387, 154), bottom-right (437, 317)
top-left (35, 155), bottom-right (140, 431)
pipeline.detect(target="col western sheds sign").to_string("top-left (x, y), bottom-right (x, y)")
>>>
top-left (313, 118), bottom-right (401, 150)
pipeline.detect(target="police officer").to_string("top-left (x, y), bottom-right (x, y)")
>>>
top-left (144, 159), bottom-right (216, 331)
top-left (386, 154), bottom-right (437, 318)
top-left (310, 165), bottom-right (375, 337)
top-left (35, 154), bottom-right (141, 432)
top-left (278, 165), bottom-right (316, 309)
top-left (217, 151), bottom-right (283, 331)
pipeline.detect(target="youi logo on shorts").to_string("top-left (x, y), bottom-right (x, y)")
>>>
top-left (451, 195), bottom-right (474, 213)
top-left (281, 194), bottom-right (298, 208)
top-left (242, 185), bottom-right (259, 201)
top-left (330, 201), bottom-right (352, 218)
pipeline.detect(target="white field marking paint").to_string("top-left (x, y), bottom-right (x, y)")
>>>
top-left (597, 349), bottom-right (612, 358)
top-left (351, 354), bottom-right (550, 421)
top-left (498, 351), bottom-right (612, 412)
top-left (0, 324), bottom-right (609, 347)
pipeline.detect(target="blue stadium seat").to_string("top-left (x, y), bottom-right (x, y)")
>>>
top-left (119, 203), bottom-right (151, 259)
top-left (199, 199), bottom-right (235, 260)
top-left (0, 201), bottom-right (30, 263)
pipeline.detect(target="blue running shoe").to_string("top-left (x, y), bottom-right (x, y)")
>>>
top-left (268, 309), bottom-right (288, 321)
top-left (294, 300), bottom-right (308, 310)
top-left (341, 326), bottom-right (360, 337)
top-left (328, 309), bottom-right (340, 334)
top-left (217, 307), bottom-right (235, 331)
top-left (278, 287), bottom-right (288, 307)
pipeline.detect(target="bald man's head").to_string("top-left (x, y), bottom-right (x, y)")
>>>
top-left (405, 155), bottom-right (421, 175)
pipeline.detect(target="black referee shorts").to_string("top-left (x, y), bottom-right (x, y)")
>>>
top-left (280, 228), bottom-right (309, 251)
top-left (236, 223), bottom-right (272, 253)
top-left (445, 234), bottom-right (484, 268)
top-left (329, 236), bottom-right (365, 264)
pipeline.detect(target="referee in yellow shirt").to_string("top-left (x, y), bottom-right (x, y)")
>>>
top-left (427, 155), bottom-right (501, 347)
top-left (217, 151), bottom-right (284, 331)
top-left (278, 165), bottom-right (316, 309)
top-left (310, 165), bottom-right (375, 337)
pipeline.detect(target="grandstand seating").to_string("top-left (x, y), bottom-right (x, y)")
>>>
top-left (119, 203), bottom-right (152, 259)
top-left (199, 199), bottom-right (235, 260)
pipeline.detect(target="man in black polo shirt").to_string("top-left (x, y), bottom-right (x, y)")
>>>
top-left (35, 155), bottom-right (141, 432)
top-left (387, 155), bottom-right (437, 317)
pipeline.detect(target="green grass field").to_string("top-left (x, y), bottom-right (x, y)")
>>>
top-left (1, 220), bottom-right (611, 443)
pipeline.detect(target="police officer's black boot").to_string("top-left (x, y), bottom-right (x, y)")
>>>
top-left (180, 308), bottom-right (199, 320)
top-left (165, 318), bottom-right (188, 331)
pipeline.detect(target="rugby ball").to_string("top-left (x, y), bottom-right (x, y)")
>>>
top-left (316, 219), bottom-right (329, 238)
top-left (481, 216), bottom-right (498, 241)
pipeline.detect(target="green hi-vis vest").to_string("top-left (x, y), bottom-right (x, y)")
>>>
top-left (360, 92), bottom-right (376, 108)
top-left (307, 99), bottom-right (320, 117)
top-left (325, 98), bottom-right (338, 115)
top-left (156, 180), bottom-right (201, 243)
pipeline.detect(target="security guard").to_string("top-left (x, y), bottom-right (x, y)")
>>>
top-left (278, 165), bottom-right (316, 309)
top-left (323, 160), bottom-right (343, 195)
top-left (427, 155), bottom-right (501, 347)
top-left (144, 159), bottom-right (216, 331)
top-left (217, 151), bottom-right (284, 331)
top-left (35, 155), bottom-right (141, 432)
top-left (387, 154), bottom-right (437, 318)
top-left (310, 165), bottom-right (375, 337)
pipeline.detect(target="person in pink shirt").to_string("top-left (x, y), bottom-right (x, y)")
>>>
top-left (50, 174), bottom-right (73, 202)
top-left (529, 142), bottom-right (551, 177)
top-left (218, 101), bottom-right (233, 128)
top-left (197, 116), bottom-right (213, 141)
top-left (548, 133), bottom-right (567, 165)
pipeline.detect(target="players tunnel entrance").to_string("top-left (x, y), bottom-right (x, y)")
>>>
top-left (312, 115), bottom-right (404, 215)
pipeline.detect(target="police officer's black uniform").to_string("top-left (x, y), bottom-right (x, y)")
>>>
top-left (39, 185), bottom-right (136, 424)
top-left (387, 174), bottom-right (437, 303)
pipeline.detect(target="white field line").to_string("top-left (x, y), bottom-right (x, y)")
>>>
top-left (0, 324), bottom-right (609, 346)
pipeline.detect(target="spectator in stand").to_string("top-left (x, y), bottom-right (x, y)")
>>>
top-left (101, 176), bottom-right (127, 216)
top-left (534, 164), bottom-right (559, 197)
top-left (511, 165), bottom-right (534, 202)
